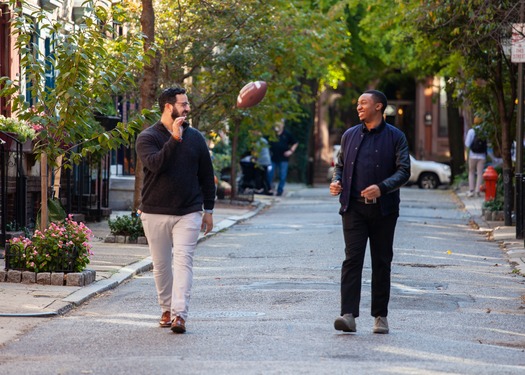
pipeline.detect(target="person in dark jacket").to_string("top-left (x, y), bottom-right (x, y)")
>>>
top-left (269, 120), bottom-right (298, 196)
top-left (136, 87), bottom-right (215, 334)
top-left (329, 90), bottom-right (410, 334)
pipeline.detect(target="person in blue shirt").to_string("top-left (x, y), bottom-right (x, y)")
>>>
top-left (330, 90), bottom-right (410, 334)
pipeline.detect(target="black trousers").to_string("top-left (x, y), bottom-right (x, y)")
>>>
top-left (340, 202), bottom-right (398, 318)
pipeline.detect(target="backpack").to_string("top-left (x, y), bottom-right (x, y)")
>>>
top-left (470, 131), bottom-right (487, 153)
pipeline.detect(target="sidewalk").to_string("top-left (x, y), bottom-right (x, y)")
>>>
top-left (455, 189), bottom-right (525, 277)
top-left (0, 197), bottom-right (273, 318)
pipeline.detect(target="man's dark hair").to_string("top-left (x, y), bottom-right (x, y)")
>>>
top-left (158, 87), bottom-right (186, 112)
top-left (364, 89), bottom-right (387, 114)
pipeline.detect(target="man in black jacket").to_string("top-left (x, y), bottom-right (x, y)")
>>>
top-left (136, 87), bottom-right (215, 334)
top-left (330, 90), bottom-right (410, 334)
top-left (269, 120), bottom-right (298, 196)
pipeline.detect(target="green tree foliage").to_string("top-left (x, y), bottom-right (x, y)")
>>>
top-left (132, 0), bottom-right (350, 198)
top-left (0, 0), bottom-right (150, 227)
top-left (337, 0), bottom-right (519, 176)
top-left (410, 0), bottom-right (520, 170)
top-left (0, 0), bottom-right (147, 167)
top-left (152, 0), bottom-right (349, 135)
top-left (325, 1), bottom-right (420, 132)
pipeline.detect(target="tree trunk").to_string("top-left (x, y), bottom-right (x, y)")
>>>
top-left (230, 116), bottom-right (240, 199)
top-left (40, 153), bottom-right (48, 230)
top-left (307, 79), bottom-right (319, 186)
top-left (53, 155), bottom-right (63, 199)
top-left (445, 87), bottom-right (465, 178)
top-left (493, 55), bottom-right (514, 226)
top-left (134, 0), bottom-right (161, 211)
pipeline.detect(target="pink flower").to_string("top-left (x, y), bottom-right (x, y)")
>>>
top-left (31, 124), bottom-right (44, 132)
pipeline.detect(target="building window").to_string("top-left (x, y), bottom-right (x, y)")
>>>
top-left (44, 37), bottom-right (55, 92)
top-left (24, 27), bottom-right (39, 106)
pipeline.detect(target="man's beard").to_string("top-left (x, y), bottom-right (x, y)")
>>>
top-left (171, 106), bottom-right (182, 120)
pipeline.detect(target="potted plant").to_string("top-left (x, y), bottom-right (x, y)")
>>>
top-left (0, 115), bottom-right (37, 150)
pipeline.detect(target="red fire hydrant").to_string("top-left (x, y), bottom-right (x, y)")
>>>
top-left (482, 166), bottom-right (498, 201)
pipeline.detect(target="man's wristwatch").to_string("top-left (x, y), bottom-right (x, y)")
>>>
top-left (204, 209), bottom-right (213, 214)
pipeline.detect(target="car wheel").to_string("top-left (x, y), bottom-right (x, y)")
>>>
top-left (418, 172), bottom-right (439, 189)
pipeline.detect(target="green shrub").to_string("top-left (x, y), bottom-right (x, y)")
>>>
top-left (483, 198), bottom-right (503, 212)
top-left (108, 214), bottom-right (145, 240)
top-left (482, 165), bottom-right (504, 212)
top-left (8, 216), bottom-right (93, 273)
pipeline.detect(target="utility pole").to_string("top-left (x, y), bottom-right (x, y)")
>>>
top-left (516, 0), bottom-right (525, 239)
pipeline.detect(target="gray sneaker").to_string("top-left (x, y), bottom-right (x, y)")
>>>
top-left (373, 316), bottom-right (389, 334)
top-left (334, 313), bottom-right (356, 332)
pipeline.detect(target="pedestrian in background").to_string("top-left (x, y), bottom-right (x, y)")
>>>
top-left (269, 120), bottom-right (298, 196)
top-left (464, 125), bottom-right (487, 198)
top-left (330, 90), bottom-right (410, 334)
top-left (253, 135), bottom-right (273, 195)
top-left (136, 87), bottom-right (216, 334)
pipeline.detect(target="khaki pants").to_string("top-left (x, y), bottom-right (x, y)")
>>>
top-left (468, 157), bottom-right (485, 193)
top-left (140, 212), bottom-right (201, 321)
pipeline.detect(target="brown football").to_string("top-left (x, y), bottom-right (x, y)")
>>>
top-left (236, 81), bottom-right (267, 108)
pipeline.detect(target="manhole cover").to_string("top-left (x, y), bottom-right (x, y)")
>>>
top-left (242, 281), bottom-right (337, 290)
top-left (392, 281), bottom-right (448, 293)
top-left (193, 311), bottom-right (265, 318)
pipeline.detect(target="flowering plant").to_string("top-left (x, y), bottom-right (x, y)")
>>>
top-left (0, 115), bottom-right (38, 142)
top-left (8, 215), bottom-right (94, 273)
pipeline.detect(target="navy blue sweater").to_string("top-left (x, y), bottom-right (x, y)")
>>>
top-left (136, 121), bottom-right (215, 216)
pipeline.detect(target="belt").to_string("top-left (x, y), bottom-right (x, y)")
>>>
top-left (353, 197), bottom-right (377, 204)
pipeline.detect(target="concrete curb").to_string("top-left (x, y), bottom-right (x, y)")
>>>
top-left (455, 190), bottom-right (525, 277)
top-left (58, 200), bottom-right (270, 312)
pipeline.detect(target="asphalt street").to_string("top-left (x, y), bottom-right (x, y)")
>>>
top-left (0, 186), bottom-right (523, 374)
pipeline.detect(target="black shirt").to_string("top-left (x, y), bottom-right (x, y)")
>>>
top-left (269, 129), bottom-right (297, 163)
top-left (351, 126), bottom-right (379, 199)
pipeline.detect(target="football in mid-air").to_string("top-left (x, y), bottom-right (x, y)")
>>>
top-left (237, 81), bottom-right (267, 108)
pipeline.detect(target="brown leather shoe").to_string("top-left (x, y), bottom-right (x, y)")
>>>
top-left (159, 311), bottom-right (171, 328)
top-left (171, 316), bottom-right (186, 334)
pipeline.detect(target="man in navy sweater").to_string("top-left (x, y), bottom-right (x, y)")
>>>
top-left (136, 87), bottom-right (215, 334)
top-left (330, 90), bottom-right (410, 334)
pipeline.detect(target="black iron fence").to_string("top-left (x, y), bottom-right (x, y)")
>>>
top-left (0, 131), bottom-right (114, 249)
top-left (0, 132), bottom-right (30, 247)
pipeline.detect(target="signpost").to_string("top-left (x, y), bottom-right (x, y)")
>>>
top-left (513, 18), bottom-right (525, 240)
top-left (512, 23), bottom-right (525, 63)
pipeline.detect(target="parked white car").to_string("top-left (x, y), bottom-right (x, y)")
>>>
top-left (408, 155), bottom-right (451, 189)
top-left (327, 145), bottom-right (341, 181)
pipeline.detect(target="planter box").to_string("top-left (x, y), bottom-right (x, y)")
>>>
top-left (0, 269), bottom-right (96, 286)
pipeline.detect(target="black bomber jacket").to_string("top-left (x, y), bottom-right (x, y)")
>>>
top-left (332, 120), bottom-right (411, 216)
